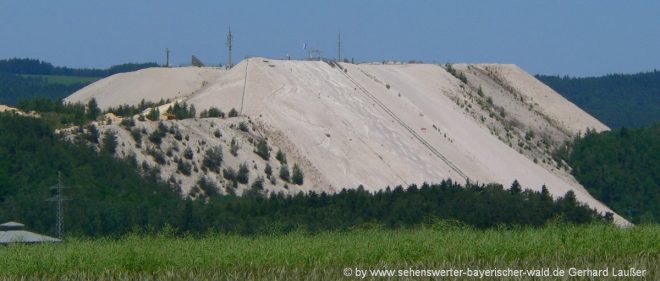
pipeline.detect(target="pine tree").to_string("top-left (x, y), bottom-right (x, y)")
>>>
top-left (237, 163), bottom-right (250, 184)
top-left (147, 107), bottom-right (160, 121)
top-left (254, 139), bottom-right (269, 160)
top-left (86, 98), bottom-right (100, 121)
top-left (279, 165), bottom-right (290, 182)
top-left (101, 130), bottom-right (118, 155)
top-left (292, 163), bottom-right (304, 185)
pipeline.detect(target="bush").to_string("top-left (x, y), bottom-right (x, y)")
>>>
top-left (525, 130), bottom-right (535, 141)
top-left (264, 163), bottom-right (272, 176)
top-left (445, 63), bottom-right (467, 84)
top-left (254, 139), bottom-right (269, 160)
top-left (130, 128), bottom-right (142, 144)
top-left (120, 117), bottom-right (135, 129)
top-left (292, 163), bottom-right (303, 185)
top-left (147, 148), bottom-right (166, 165)
top-left (228, 108), bottom-right (238, 118)
top-left (197, 176), bottom-right (218, 197)
top-left (230, 138), bottom-right (239, 156)
top-left (238, 122), bottom-right (249, 132)
top-left (223, 167), bottom-right (236, 181)
top-left (251, 176), bottom-right (264, 190)
top-left (148, 130), bottom-right (162, 145)
top-left (279, 165), bottom-right (290, 182)
top-left (200, 107), bottom-right (225, 118)
top-left (183, 147), bottom-right (194, 160)
top-left (158, 122), bottom-right (168, 133)
top-left (275, 149), bottom-right (287, 164)
top-left (203, 146), bottom-right (223, 173)
top-left (148, 122), bottom-right (168, 145)
top-left (177, 159), bottom-right (192, 176)
top-left (237, 163), bottom-right (250, 184)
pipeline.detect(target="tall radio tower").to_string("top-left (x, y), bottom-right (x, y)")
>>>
top-left (165, 48), bottom-right (170, 67)
top-left (337, 32), bottom-right (341, 62)
top-left (226, 26), bottom-right (233, 68)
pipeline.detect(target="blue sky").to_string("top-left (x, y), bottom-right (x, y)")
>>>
top-left (1, 0), bottom-right (658, 76)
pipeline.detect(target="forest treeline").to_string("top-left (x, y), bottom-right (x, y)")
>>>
top-left (0, 58), bottom-right (158, 77)
top-left (561, 123), bottom-right (660, 224)
top-left (0, 58), bottom-right (158, 105)
top-left (0, 73), bottom-right (87, 105)
top-left (0, 113), bottom-right (604, 237)
top-left (537, 71), bottom-right (660, 128)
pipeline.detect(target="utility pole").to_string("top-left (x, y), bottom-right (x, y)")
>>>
top-left (338, 32), bottom-right (341, 62)
top-left (226, 26), bottom-right (233, 68)
top-left (46, 171), bottom-right (71, 239)
top-left (165, 48), bottom-right (170, 67)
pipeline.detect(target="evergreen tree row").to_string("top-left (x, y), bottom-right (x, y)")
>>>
top-left (0, 113), bottom-right (605, 237)
top-left (564, 123), bottom-right (660, 224)
top-left (0, 73), bottom-right (88, 105)
top-left (0, 58), bottom-right (158, 77)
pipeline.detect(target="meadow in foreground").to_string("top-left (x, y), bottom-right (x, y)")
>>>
top-left (1, 223), bottom-right (657, 280)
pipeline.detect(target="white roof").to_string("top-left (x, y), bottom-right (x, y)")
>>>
top-left (0, 230), bottom-right (61, 244)
top-left (0, 221), bottom-right (24, 228)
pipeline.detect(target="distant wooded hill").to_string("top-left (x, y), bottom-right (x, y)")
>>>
top-left (537, 71), bottom-right (660, 128)
top-left (0, 58), bottom-right (158, 77)
top-left (0, 58), bottom-right (158, 105)
top-left (564, 123), bottom-right (660, 224)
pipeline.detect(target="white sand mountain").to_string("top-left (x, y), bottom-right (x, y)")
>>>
top-left (64, 67), bottom-right (224, 110)
top-left (66, 58), bottom-right (627, 225)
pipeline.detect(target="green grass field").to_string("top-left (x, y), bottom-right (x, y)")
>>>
top-left (1, 223), bottom-right (657, 280)
top-left (20, 74), bottom-right (100, 85)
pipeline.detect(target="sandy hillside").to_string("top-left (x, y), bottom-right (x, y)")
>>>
top-left (64, 67), bottom-right (225, 110)
top-left (0, 105), bottom-right (19, 113)
top-left (67, 58), bottom-right (627, 225)
top-left (68, 116), bottom-right (324, 197)
top-left (453, 64), bottom-right (608, 135)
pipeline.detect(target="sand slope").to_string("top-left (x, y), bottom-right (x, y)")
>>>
top-left (67, 58), bottom-right (627, 225)
top-left (65, 67), bottom-right (225, 110)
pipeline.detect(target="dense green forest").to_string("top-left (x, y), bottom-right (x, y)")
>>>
top-left (0, 58), bottom-right (159, 77)
top-left (562, 123), bottom-right (660, 224)
top-left (0, 58), bottom-right (158, 105)
top-left (0, 73), bottom-right (88, 105)
top-left (0, 113), bottom-right (603, 237)
top-left (537, 71), bottom-right (660, 128)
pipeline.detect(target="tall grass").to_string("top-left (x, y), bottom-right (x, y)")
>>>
top-left (1, 223), bottom-right (657, 280)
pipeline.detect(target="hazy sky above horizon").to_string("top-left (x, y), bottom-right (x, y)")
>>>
top-left (1, 1), bottom-right (658, 76)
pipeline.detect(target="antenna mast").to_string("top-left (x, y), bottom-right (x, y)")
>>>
top-left (165, 48), bottom-right (170, 67)
top-left (338, 32), bottom-right (341, 62)
top-left (46, 171), bottom-right (71, 239)
top-left (226, 26), bottom-right (233, 68)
